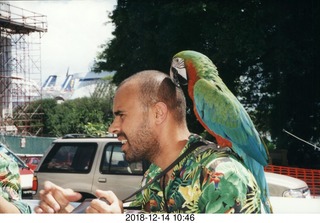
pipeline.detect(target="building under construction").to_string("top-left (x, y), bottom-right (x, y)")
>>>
top-left (0, 2), bottom-right (47, 136)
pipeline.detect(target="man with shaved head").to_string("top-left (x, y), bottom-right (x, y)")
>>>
top-left (36, 70), bottom-right (261, 214)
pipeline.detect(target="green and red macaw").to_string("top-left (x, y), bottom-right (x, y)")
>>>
top-left (170, 50), bottom-right (272, 213)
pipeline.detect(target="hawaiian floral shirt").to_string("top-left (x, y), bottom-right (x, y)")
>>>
top-left (0, 151), bottom-right (32, 213)
top-left (130, 134), bottom-right (261, 213)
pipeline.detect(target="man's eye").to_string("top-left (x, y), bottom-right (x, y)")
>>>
top-left (114, 111), bottom-right (125, 119)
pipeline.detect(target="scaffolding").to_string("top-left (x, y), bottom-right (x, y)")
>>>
top-left (0, 2), bottom-right (47, 136)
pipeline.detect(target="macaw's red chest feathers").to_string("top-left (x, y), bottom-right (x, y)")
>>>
top-left (185, 60), bottom-right (199, 101)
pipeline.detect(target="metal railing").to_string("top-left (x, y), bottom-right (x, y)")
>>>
top-left (265, 164), bottom-right (320, 197)
top-left (0, 2), bottom-right (47, 32)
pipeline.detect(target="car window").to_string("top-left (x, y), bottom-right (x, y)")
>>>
top-left (100, 143), bottom-right (143, 175)
top-left (39, 143), bottom-right (97, 173)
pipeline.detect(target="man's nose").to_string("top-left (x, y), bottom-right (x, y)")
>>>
top-left (108, 118), bottom-right (119, 134)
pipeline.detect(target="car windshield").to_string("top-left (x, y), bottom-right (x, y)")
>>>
top-left (0, 144), bottom-right (28, 168)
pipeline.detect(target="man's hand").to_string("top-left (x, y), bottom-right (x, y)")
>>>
top-left (86, 190), bottom-right (123, 213)
top-left (34, 181), bottom-right (82, 213)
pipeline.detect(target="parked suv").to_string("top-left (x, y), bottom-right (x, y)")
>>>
top-left (34, 134), bottom-right (311, 201)
top-left (34, 134), bottom-right (148, 201)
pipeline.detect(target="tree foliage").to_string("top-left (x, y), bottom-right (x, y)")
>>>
top-left (93, 0), bottom-right (319, 167)
top-left (26, 87), bottom-right (114, 137)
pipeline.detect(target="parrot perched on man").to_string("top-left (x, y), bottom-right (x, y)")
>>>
top-left (170, 50), bottom-right (272, 213)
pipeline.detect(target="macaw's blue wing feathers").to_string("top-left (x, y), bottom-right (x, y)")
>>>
top-left (194, 79), bottom-right (268, 166)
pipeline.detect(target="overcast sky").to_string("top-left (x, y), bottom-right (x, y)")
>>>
top-left (7, 0), bottom-right (117, 83)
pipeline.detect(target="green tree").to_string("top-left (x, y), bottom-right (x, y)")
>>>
top-left (45, 97), bottom-right (112, 137)
top-left (94, 0), bottom-right (320, 167)
top-left (26, 89), bottom-right (114, 137)
top-left (35, 98), bottom-right (58, 136)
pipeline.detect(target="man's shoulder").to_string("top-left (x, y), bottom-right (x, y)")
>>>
top-left (189, 135), bottom-right (235, 158)
top-left (191, 140), bottom-right (255, 184)
top-left (188, 135), bottom-right (245, 169)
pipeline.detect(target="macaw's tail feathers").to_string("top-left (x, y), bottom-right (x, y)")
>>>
top-left (260, 136), bottom-right (271, 165)
top-left (263, 196), bottom-right (273, 213)
top-left (245, 134), bottom-right (269, 166)
top-left (244, 157), bottom-right (273, 213)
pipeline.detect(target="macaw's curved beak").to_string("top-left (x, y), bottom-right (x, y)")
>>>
top-left (170, 67), bottom-right (188, 87)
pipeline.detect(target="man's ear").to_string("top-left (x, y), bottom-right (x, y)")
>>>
top-left (153, 102), bottom-right (168, 124)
